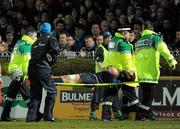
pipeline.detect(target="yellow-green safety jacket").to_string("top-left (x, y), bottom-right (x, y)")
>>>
top-left (108, 32), bottom-right (138, 87)
top-left (8, 35), bottom-right (36, 80)
top-left (95, 44), bottom-right (109, 73)
top-left (135, 29), bottom-right (177, 83)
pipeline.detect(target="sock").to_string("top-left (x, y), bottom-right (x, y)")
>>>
top-left (89, 111), bottom-right (96, 117)
top-left (115, 110), bottom-right (123, 118)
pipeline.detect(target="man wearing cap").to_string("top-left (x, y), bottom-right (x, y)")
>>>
top-left (134, 22), bottom-right (177, 120)
top-left (101, 27), bottom-right (142, 121)
top-left (1, 27), bottom-right (37, 121)
top-left (26, 22), bottom-right (60, 122)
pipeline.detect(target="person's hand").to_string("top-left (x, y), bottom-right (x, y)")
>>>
top-left (107, 66), bottom-right (119, 77)
top-left (171, 64), bottom-right (176, 71)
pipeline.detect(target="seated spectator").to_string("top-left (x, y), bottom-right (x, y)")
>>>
top-left (161, 19), bottom-right (174, 46)
top-left (52, 20), bottom-right (66, 39)
top-left (100, 20), bottom-right (110, 33)
top-left (5, 30), bottom-right (16, 52)
top-left (74, 24), bottom-right (86, 47)
top-left (91, 23), bottom-right (101, 43)
top-left (110, 19), bottom-right (119, 36)
top-left (118, 14), bottom-right (130, 28)
top-left (59, 32), bottom-right (70, 57)
top-left (0, 34), bottom-right (8, 52)
top-left (67, 35), bottom-right (81, 53)
top-left (174, 29), bottom-right (180, 50)
top-left (53, 13), bottom-right (64, 27)
top-left (80, 35), bottom-right (95, 58)
top-left (64, 15), bottom-right (75, 35)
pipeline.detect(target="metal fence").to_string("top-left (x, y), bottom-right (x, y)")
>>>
top-left (0, 49), bottom-right (179, 61)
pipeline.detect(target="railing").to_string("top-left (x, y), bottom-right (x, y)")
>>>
top-left (0, 49), bottom-right (180, 61)
top-left (0, 50), bottom-right (179, 60)
top-left (0, 51), bottom-right (96, 60)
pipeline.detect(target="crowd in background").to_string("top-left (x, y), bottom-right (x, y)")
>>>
top-left (0, 0), bottom-right (180, 57)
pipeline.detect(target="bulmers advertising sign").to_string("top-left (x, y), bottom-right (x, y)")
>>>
top-left (152, 77), bottom-right (180, 118)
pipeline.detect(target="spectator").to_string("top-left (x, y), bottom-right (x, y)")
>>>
top-left (174, 29), bottom-right (180, 50)
top-left (71, 8), bottom-right (79, 24)
top-left (78, 17), bottom-right (88, 31)
top-left (80, 35), bottom-right (95, 57)
top-left (161, 19), bottom-right (174, 46)
top-left (105, 11), bottom-right (115, 23)
top-left (53, 13), bottom-right (64, 27)
top-left (0, 16), bottom-right (8, 40)
top-left (110, 19), bottom-right (119, 36)
top-left (115, 8), bottom-right (123, 18)
top-left (118, 14), bottom-right (130, 28)
top-left (100, 20), bottom-right (110, 33)
top-left (149, 3), bottom-right (158, 20)
top-left (64, 15), bottom-right (74, 35)
top-left (87, 10), bottom-right (100, 30)
top-left (74, 24), bottom-right (86, 48)
top-left (52, 20), bottom-right (66, 39)
top-left (67, 35), bottom-right (81, 52)
top-left (59, 32), bottom-right (70, 57)
top-left (127, 5), bottom-right (135, 24)
top-left (0, 34), bottom-right (8, 52)
top-left (40, 12), bottom-right (49, 23)
top-left (79, 4), bottom-right (87, 18)
top-left (5, 30), bottom-right (16, 52)
top-left (132, 6), bottom-right (145, 24)
top-left (91, 23), bottom-right (101, 42)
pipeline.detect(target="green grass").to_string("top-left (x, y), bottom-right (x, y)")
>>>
top-left (0, 119), bottom-right (180, 129)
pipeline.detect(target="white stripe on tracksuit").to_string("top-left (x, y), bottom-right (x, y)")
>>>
top-left (102, 101), bottom-right (113, 106)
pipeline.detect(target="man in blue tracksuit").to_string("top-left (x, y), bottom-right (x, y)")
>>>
top-left (26, 22), bottom-right (60, 122)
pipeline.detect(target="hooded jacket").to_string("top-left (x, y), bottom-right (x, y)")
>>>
top-left (8, 35), bottom-right (36, 79)
top-left (135, 29), bottom-right (177, 83)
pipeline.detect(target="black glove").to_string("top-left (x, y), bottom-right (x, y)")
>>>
top-left (116, 70), bottom-right (135, 82)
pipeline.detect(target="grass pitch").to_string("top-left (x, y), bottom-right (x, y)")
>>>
top-left (0, 119), bottom-right (180, 129)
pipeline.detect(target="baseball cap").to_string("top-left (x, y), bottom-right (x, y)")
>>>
top-left (39, 22), bottom-right (51, 34)
top-left (103, 31), bottom-right (112, 37)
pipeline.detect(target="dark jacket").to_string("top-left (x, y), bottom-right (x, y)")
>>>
top-left (29, 34), bottom-right (60, 69)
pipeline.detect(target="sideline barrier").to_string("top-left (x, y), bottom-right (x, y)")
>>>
top-left (0, 76), bottom-right (180, 119)
top-left (54, 76), bottom-right (180, 119)
top-left (53, 86), bottom-right (102, 119)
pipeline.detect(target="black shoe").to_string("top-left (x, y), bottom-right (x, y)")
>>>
top-left (43, 117), bottom-right (59, 122)
top-left (1, 117), bottom-right (16, 122)
top-left (136, 112), bottom-right (158, 121)
top-left (35, 112), bottom-right (43, 122)
top-left (145, 115), bottom-right (159, 121)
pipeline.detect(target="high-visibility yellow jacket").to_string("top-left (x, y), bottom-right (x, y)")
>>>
top-left (8, 35), bottom-right (36, 79)
top-left (108, 32), bottom-right (138, 87)
top-left (135, 29), bottom-right (177, 83)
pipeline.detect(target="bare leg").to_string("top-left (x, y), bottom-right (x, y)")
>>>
top-left (55, 74), bottom-right (81, 83)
